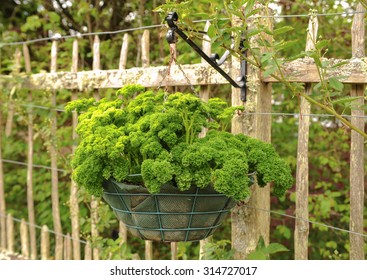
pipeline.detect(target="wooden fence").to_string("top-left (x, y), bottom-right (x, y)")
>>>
top-left (0, 4), bottom-right (365, 260)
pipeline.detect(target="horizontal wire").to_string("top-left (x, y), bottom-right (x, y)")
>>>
top-left (1, 159), bottom-right (68, 173)
top-left (0, 213), bottom-right (88, 245)
top-left (0, 10), bottom-right (365, 47)
top-left (245, 205), bottom-right (367, 238)
top-left (270, 10), bottom-right (367, 18)
top-left (242, 111), bottom-right (367, 119)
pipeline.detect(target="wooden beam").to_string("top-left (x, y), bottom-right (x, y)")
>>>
top-left (262, 58), bottom-right (367, 84)
top-left (5, 63), bottom-right (228, 90)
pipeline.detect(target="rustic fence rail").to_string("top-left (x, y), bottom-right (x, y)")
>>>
top-left (0, 4), bottom-right (365, 260)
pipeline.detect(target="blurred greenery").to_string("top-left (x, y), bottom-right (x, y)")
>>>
top-left (0, 0), bottom-right (366, 259)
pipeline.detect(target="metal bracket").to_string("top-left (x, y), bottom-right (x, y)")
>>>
top-left (165, 12), bottom-right (247, 102)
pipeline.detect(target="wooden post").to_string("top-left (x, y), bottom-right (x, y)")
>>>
top-left (141, 30), bottom-right (153, 260)
top-left (64, 233), bottom-right (72, 260)
top-left (41, 225), bottom-right (50, 260)
top-left (350, 3), bottom-right (365, 260)
top-left (84, 241), bottom-right (92, 260)
top-left (118, 34), bottom-right (129, 246)
top-left (141, 30), bottom-right (150, 67)
top-left (145, 242), bottom-right (153, 260)
top-left (70, 39), bottom-right (81, 260)
top-left (23, 43), bottom-right (37, 260)
top-left (294, 14), bottom-right (318, 260)
top-left (91, 35), bottom-right (100, 260)
top-left (6, 214), bottom-right (14, 253)
top-left (199, 21), bottom-right (212, 260)
top-left (20, 219), bottom-right (30, 259)
top-left (119, 33), bottom-right (129, 70)
top-left (170, 242), bottom-right (178, 260)
top-left (50, 40), bottom-right (63, 260)
top-left (0, 81), bottom-right (5, 249)
top-left (231, 4), bottom-right (273, 259)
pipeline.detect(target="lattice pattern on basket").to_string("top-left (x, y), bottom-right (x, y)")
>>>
top-left (102, 179), bottom-right (236, 242)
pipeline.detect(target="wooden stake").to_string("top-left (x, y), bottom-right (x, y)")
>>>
top-left (0, 83), bottom-right (6, 249)
top-left (23, 43), bottom-right (37, 260)
top-left (145, 241), bottom-right (153, 260)
top-left (41, 225), bottom-right (50, 260)
top-left (91, 35), bottom-right (100, 260)
top-left (118, 34), bottom-right (129, 245)
top-left (20, 219), bottom-right (30, 259)
top-left (70, 39), bottom-right (81, 260)
top-left (294, 14), bottom-right (318, 261)
top-left (119, 33), bottom-right (129, 70)
top-left (84, 241), bottom-right (92, 260)
top-left (6, 214), bottom-right (14, 253)
top-left (64, 233), bottom-right (72, 260)
top-left (349, 3), bottom-right (365, 260)
top-left (199, 21), bottom-right (212, 259)
top-left (141, 30), bottom-right (150, 67)
top-left (50, 40), bottom-right (63, 260)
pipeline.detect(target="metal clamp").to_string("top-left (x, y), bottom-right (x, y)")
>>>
top-left (165, 12), bottom-right (247, 102)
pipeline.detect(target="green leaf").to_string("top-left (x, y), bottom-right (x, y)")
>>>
top-left (261, 52), bottom-right (273, 64)
top-left (315, 39), bottom-right (330, 50)
top-left (247, 251), bottom-right (267, 260)
top-left (243, 0), bottom-right (255, 16)
top-left (332, 96), bottom-right (362, 106)
top-left (263, 66), bottom-right (277, 78)
top-left (274, 26), bottom-right (294, 35)
top-left (207, 24), bottom-right (216, 38)
top-left (328, 77), bottom-right (344, 91)
top-left (264, 243), bottom-right (289, 255)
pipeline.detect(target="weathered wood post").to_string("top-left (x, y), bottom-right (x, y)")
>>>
top-left (50, 40), bottom-right (63, 260)
top-left (23, 43), bottom-right (37, 260)
top-left (231, 4), bottom-right (273, 259)
top-left (199, 21), bottom-right (212, 260)
top-left (294, 13), bottom-right (318, 260)
top-left (84, 241), bottom-right (92, 260)
top-left (118, 33), bottom-right (129, 246)
top-left (349, 3), bottom-right (365, 260)
top-left (41, 225), bottom-right (50, 260)
top-left (0, 83), bottom-right (5, 250)
top-left (6, 214), bottom-right (14, 253)
top-left (91, 35), bottom-right (100, 261)
top-left (20, 219), bottom-right (30, 258)
top-left (70, 39), bottom-right (81, 260)
top-left (141, 30), bottom-right (154, 260)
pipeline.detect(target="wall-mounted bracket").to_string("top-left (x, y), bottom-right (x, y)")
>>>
top-left (165, 12), bottom-right (247, 102)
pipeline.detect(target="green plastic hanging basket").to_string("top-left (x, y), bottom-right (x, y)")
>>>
top-left (102, 179), bottom-right (236, 242)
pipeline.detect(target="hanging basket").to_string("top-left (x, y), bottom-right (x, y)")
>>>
top-left (102, 179), bottom-right (236, 242)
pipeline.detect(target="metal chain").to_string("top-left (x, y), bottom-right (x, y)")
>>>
top-left (157, 44), bottom-right (176, 94)
top-left (157, 44), bottom-right (198, 96)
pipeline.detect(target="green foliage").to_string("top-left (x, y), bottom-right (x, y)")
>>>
top-left (247, 237), bottom-right (289, 260)
top-left (67, 85), bottom-right (293, 200)
top-left (201, 239), bottom-right (234, 260)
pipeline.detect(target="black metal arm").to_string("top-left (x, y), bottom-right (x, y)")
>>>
top-left (165, 12), bottom-right (247, 102)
